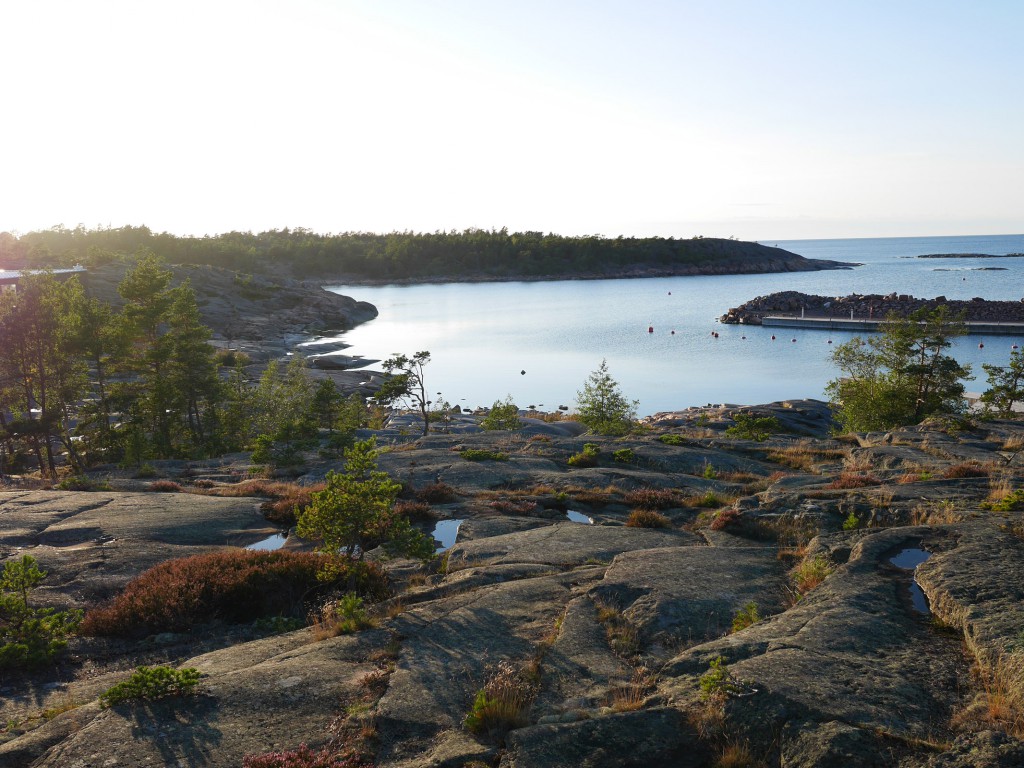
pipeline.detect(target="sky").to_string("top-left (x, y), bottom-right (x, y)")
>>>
top-left (2, 0), bottom-right (1023, 241)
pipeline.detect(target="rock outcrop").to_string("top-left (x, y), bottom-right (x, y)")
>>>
top-left (4, 402), bottom-right (1024, 766)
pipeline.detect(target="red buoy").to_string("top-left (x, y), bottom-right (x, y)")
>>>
top-left (670, 330), bottom-right (675, 335)
top-left (771, 335), bottom-right (776, 340)
top-left (792, 338), bottom-right (797, 342)
top-left (979, 342), bottom-right (984, 348)
top-left (648, 326), bottom-right (653, 334)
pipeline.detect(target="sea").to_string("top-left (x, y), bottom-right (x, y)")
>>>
top-left (319, 234), bottom-right (1024, 417)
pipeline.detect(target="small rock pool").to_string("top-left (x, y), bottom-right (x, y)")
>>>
top-left (566, 510), bottom-right (594, 525)
top-left (246, 532), bottom-right (288, 551)
top-left (889, 547), bottom-right (932, 615)
top-left (432, 519), bottom-right (465, 553)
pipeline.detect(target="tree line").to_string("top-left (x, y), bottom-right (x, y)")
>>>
top-left (0, 254), bottom-right (368, 478)
top-left (1, 225), bottom-right (775, 281)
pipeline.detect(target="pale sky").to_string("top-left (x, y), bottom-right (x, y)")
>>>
top-left (3, 0), bottom-right (1022, 241)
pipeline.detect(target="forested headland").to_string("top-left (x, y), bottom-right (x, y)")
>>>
top-left (0, 225), bottom-right (850, 282)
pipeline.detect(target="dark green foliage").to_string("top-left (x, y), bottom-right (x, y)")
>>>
top-left (0, 555), bottom-right (82, 670)
top-left (4, 225), bottom-right (791, 282)
top-left (725, 413), bottom-right (781, 441)
top-left (699, 656), bottom-right (741, 699)
top-left (575, 360), bottom-right (637, 436)
top-left (731, 602), bottom-right (761, 633)
top-left (567, 443), bottom-right (600, 468)
top-left (99, 666), bottom-right (202, 707)
top-left (980, 348), bottom-right (1024, 418)
top-left (826, 306), bottom-right (972, 432)
top-left (658, 434), bottom-right (686, 446)
top-left (79, 550), bottom-right (387, 636)
top-left (297, 439), bottom-right (434, 567)
top-left (459, 448), bottom-right (508, 462)
top-left (480, 396), bottom-right (522, 431)
top-left (613, 448), bottom-right (635, 463)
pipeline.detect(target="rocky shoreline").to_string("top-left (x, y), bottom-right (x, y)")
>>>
top-left (721, 290), bottom-right (1024, 326)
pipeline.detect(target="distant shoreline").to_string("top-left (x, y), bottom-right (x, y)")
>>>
top-left (322, 258), bottom-right (859, 287)
top-left (917, 257), bottom-right (1019, 264)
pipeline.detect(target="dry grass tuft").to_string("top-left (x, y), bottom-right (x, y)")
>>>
top-left (463, 660), bottom-right (540, 738)
top-left (608, 668), bottom-right (654, 712)
top-left (789, 553), bottom-right (834, 597)
top-left (952, 653), bottom-right (1024, 738)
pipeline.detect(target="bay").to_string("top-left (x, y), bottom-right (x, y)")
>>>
top-left (322, 234), bottom-right (1024, 416)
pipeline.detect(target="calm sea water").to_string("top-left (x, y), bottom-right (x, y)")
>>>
top-left (322, 234), bottom-right (1024, 416)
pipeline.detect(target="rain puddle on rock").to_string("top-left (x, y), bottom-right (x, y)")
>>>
top-left (889, 548), bottom-right (932, 615)
top-left (246, 533), bottom-right (287, 551)
top-left (566, 510), bottom-right (594, 525)
top-left (432, 519), bottom-right (465, 553)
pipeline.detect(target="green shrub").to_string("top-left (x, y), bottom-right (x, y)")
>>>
top-left (254, 615), bottom-right (306, 634)
top-left (81, 551), bottom-right (388, 637)
top-left (725, 413), bottom-right (781, 441)
top-left (0, 555), bottom-right (82, 670)
top-left (480, 396), bottom-right (522, 431)
top-left (692, 490), bottom-right (725, 509)
top-left (842, 511), bottom-right (860, 530)
top-left (613, 448), bottom-right (635, 463)
top-left (133, 463), bottom-right (160, 479)
top-left (56, 475), bottom-right (111, 491)
top-left (568, 443), bottom-right (600, 468)
top-left (100, 666), bottom-right (201, 707)
top-left (702, 462), bottom-right (718, 480)
top-left (658, 434), bottom-right (686, 446)
top-left (460, 448), bottom-right (508, 462)
top-left (699, 656), bottom-right (740, 699)
top-left (313, 593), bottom-right (374, 637)
top-left (731, 602), bottom-right (760, 633)
top-left (983, 488), bottom-right (1024, 512)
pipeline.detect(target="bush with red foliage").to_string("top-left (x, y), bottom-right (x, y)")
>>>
top-left (710, 507), bottom-right (740, 531)
top-left (81, 551), bottom-right (388, 637)
top-left (942, 463), bottom-right (989, 479)
top-left (414, 481), bottom-right (458, 504)
top-left (624, 487), bottom-right (681, 510)
top-left (625, 509), bottom-right (671, 528)
top-left (393, 499), bottom-right (434, 521)
top-left (826, 472), bottom-right (881, 490)
top-left (147, 480), bottom-right (182, 492)
top-left (242, 743), bottom-right (365, 768)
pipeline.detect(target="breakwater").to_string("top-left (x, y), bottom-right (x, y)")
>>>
top-left (722, 290), bottom-right (1024, 334)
